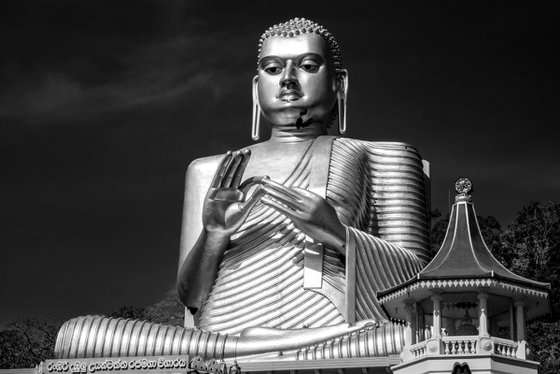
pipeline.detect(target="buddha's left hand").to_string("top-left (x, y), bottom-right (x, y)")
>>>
top-left (258, 178), bottom-right (346, 253)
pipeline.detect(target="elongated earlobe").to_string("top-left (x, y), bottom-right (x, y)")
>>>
top-left (337, 70), bottom-right (349, 135)
top-left (337, 96), bottom-right (346, 135)
top-left (251, 76), bottom-right (261, 141)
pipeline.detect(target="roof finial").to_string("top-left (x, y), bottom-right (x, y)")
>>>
top-left (454, 177), bottom-right (473, 203)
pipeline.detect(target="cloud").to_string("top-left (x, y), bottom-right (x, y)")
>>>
top-left (0, 35), bottom-right (233, 123)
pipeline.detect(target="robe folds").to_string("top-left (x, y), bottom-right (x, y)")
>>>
top-left (197, 136), bottom-right (430, 335)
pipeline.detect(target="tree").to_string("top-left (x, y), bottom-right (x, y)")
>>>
top-left (1, 329), bottom-right (33, 368)
top-left (143, 288), bottom-right (184, 326)
top-left (476, 215), bottom-right (503, 259)
top-left (0, 288), bottom-right (184, 369)
top-left (108, 305), bottom-right (146, 320)
top-left (107, 289), bottom-right (184, 326)
top-left (429, 209), bottom-right (447, 256)
top-left (527, 320), bottom-right (560, 374)
top-left (0, 317), bottom-right (61, 369)
top-left (500, 202), bottom-right (560, 277)
top-left (500, 201), bottom-right (560, 318)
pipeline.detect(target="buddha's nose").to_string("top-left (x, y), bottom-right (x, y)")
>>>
top-left (280, 60), bottom-right (297, 88)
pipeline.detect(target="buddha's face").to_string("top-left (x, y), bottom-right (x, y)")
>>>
top-left (255, 33), bottom-right (344, 127)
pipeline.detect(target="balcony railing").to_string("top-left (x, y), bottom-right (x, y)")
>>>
top-left (402, 336), bottom-right (526, 362)
top-left (493, 337), bottom-right (519, 358)
top-left (442, 336), bottom-right (477, 355)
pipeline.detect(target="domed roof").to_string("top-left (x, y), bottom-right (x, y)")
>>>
top-left (418, 178), bottom-right (548, 289)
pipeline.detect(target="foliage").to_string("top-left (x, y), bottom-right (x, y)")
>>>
top-left (500, 202), bottom-right (560, 318)
top-left (0, 317), bottom-right (61, 369)
top-left (108, 305), bottom-right (146, 320)
top-left (476, 215), bottom-right (503, 260)
top-left (429, 208), bottom-right (448, 255)
top-left (527, 321), bottom-right (560, 374)
top-left (106, 289), bottom-right (184, 326)
top-left (143, 288), bottom-right (185, 327)
top-left (0, 288), bottom-right (184, 369)
top-left (502, 202), bottom-right (560, 374)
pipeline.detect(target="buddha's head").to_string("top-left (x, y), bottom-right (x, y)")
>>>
top-left (253, 18), bottom-right (348, 134)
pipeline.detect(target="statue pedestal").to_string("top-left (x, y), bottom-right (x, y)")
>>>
top-left (38, 355), bottom-right (403, 374)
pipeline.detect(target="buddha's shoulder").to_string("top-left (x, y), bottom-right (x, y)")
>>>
top-left (186, 143), bottom-right (263, 175)
top-left (186, 154), bottom-right (225, 179)
top-left (333, 137), bottom-right (423, 158)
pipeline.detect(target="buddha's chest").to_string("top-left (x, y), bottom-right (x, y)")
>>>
top-left (242, 142), bottom-right (316, 183)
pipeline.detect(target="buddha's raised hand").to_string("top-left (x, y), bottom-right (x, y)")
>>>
top-left (203, 149), bottom-right (264, 237)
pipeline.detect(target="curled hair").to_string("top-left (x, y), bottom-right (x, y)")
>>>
top-left (257, 17), bottom-right (344, 73)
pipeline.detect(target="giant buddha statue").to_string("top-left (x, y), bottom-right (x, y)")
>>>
top-left (55, 18), bottom-right (430, 362)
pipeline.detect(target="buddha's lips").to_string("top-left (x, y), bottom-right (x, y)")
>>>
top-left (277, 89), bottom-right (302, 102)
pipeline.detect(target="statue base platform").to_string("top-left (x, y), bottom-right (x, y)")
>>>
top-left (36, 355), bottom-right (402, 374)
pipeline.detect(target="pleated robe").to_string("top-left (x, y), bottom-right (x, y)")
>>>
top-left (198, 136), bottom-right (430, 336)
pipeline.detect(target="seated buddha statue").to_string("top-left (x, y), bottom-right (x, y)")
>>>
top-left (55, 18), bottom-right (430, 361)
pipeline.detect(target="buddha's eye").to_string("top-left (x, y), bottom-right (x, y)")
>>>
top-left (262, 62), bottom-right (283, 75)
top-left (300, 62), bottom-right (319, 73)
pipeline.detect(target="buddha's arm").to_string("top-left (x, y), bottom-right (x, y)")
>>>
top-left (177, 150), bottom-right (263, 311)
top-left (177, 156), bottom-right (221, 311)
top-left (178, 229), bottom-right (230, 311)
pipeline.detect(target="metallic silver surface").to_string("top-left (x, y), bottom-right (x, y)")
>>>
top-left (191, 137), bottom-right (428, 334)
top-left (296, 322), bottom-right (405, 359)
top-left (55, 18), bottom-right (431, 361)
top-left (175, 20), bottom-right (429, 356)
top-left (55, 316), bottom-right (233, 359)
top-left (55, 316), bottom-right (382, 360)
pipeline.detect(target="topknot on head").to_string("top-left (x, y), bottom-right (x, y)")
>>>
top-left (257, 17), bottom-right (344, 73)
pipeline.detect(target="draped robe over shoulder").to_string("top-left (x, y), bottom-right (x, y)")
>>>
top-left (197, 136), bottom-right (430, 336)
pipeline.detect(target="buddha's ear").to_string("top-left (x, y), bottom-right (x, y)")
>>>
top-left (252, 75), bottom-right (259, 105)
top-left (335, 70), bottom-right (349, 135)
top-left (335, 69), bottom-right (348, 96)
top-left (251, 75), bottom-right (261, 141)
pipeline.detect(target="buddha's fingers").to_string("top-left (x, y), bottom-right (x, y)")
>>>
top-left (222, 151), bottom-right (244, 188)
top-left (260, 178), bottom-right (302, 200)
top-left (261, 194), bottom-right (300, 219)
top-left (230, 149), bottom-right (252, 188)
top-left (262, 186), bottom-right (301, 210)
top-left (239, 175), bottom-right (269, 193)
top-left (211, 151), bottom-right (233, 188)
top-left (239, 187), bottom-right (266, 213)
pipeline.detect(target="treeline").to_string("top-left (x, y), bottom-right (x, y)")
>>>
top-left (0, 289), bottom-right (185, 369)
top-left (1, 201), bottom-right (559, 372)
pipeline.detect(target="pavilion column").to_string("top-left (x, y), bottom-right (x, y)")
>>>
top-left (404, 300), bottom-right (415, 345)
top-left (515, 299), bottom-right (526, 341)
top-left (509, 302), bottom-right (515, 340)
top-left (477, 290), bottom-right (489, 337)
top-left (431, 293), bottom-right (442, 338)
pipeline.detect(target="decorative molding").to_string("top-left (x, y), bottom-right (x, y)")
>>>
top-left (379, 278), bottom-right (549, 304)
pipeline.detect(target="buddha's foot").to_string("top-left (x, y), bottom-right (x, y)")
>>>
top-left (235, 319), bottom-right (378, 356)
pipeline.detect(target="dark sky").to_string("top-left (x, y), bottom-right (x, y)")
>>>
top-left (1, 1), bottom-right (559, 327)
